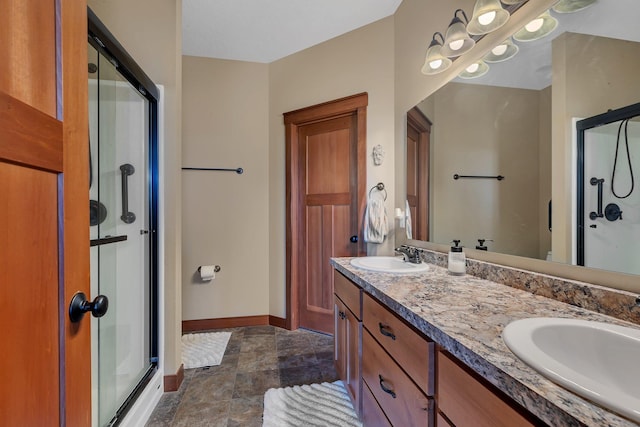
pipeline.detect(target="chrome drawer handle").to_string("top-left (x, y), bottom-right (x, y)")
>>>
top-left (378, 374), bottom-right (397, 399)
top-left (379, 323), bottom-right (396, 340)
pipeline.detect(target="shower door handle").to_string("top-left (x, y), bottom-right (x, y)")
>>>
top-left (120, 163), bottom-right (136, 224)
top-left (589, 177), bottom-right (605, 220)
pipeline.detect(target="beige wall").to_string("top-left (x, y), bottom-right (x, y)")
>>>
top-left (88, 0), bottom-right (183, 375)
top-left (181, 56), bottom-right (270, 320)
top-left (551, 33), bottom-right (640, 263)
top-left (268, 17), bottom-right (396, 318)
top-left (425, 83), bottom-right (541, 258)
top-left (538, 86), bottom-right (552, 260)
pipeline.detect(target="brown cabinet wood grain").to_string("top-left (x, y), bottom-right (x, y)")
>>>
top-left (437, 350), bottom-right (538, 427)
top-left (362, 330), bottom-right (434, 427)
top-left (334, 271), bottom-right (362, 417)
top-left (362, 381), bottom-right (393, 427)
top-left (364, 293), bottom-right (434, 396)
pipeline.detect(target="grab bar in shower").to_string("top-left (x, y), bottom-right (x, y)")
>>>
top-left (181, 167), bottom-right (244, 174)
top-left (589, 177), bottom-right (605, 220)
top-left (120, 163), bottom-right (136, 224)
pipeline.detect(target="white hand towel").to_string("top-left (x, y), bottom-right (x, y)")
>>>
top-left (364, 191), bottom-right (388, 243)
top-left (405, 199), bottom-right (413, 239)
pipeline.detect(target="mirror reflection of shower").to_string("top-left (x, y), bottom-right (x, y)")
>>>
top-left (577, 104), bottom-right (640, 275)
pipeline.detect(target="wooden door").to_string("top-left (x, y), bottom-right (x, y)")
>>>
top-left (406, 107), bottom-right (431, 241)
top-left (285, 93), bottom-right (367, 334)
top-left (0, 1), bottom-right (91, 426)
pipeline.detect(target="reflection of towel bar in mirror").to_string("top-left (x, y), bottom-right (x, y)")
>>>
top-left (369, 182), bottom-right (387, 200)
top-left (182, 167), bottom-right (243, 174)
top-left (453, 174), bottom-right (504, 181)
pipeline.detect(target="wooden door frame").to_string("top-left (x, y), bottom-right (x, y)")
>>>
top-left (407, 107), bottom-right (431, 241)
top-left (284, 93), bottom-right (368, 331)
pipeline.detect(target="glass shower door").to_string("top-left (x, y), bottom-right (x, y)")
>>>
top-left (89, 42), bottom-right (154, 426)
top-left (579, 111), bottom-right (640, 275)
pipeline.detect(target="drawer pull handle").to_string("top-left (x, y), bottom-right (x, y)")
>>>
top-left (378, 375), bottom-right (397, 399)
top-left (339, 311), bottom-right (346, 320)
top-left (379, 323), bottom-right (396, 340)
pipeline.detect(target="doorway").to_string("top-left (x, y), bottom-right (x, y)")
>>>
top-left (88, 10), bottom-right (159, 425)
top-left (406, 107), bottom-right (431, 241)
top-left (284, 93), bottom-right (367, 334)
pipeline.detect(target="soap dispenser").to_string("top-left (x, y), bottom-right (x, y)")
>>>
top-left (448, 240), bottom-right (466, 276)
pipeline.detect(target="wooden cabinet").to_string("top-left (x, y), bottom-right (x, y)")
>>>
top-left (334, 271), bottom-right (362, 416)
top-left (436, 350), bottom-right (539, 427)
top-left (361, 293), bottom-right (435, 426)
top-left (333, 268), bottom-right (542, 427)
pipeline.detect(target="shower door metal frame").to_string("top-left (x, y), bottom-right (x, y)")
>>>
top-left (88, 7), bottom-right (160, 425)
top-left (576, 101), bottom-right (640, 266)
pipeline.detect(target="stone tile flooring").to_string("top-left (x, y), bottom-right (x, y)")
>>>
top-left (146, 325), bottom-right (337, 427)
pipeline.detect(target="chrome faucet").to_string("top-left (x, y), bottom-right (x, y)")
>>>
top-left (394, 245), bottom-right (422, 264)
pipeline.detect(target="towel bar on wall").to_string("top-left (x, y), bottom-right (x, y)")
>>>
top-left (453, 174), bottom-right (504, 181)
top-left (182, 167), bottom-right (244, 174)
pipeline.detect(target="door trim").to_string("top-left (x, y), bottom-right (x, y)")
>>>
top-left (284, 93), bottom-right (368, 331)
top-left (407, 107), bottom-right (431, 241)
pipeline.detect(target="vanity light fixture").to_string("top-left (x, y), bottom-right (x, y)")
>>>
top-left (483, 37), bottom-right (519, 63)
top-left (552, 0), bottom-right (597, 13)
top-left (467, 0), bottom-right (510, 36)
top-left (513, 10), bottom-right (558, 42)
top-left (421, 32), bottom-right (453, 75)
top-left (441, 9), bottom-right (476, 57)
top-left (458, 60), bottom-right (489, 79)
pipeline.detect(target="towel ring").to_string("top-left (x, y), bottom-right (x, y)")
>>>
top-left (369, 182), bottom-right (387, 201)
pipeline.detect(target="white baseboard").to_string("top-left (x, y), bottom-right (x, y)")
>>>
top-left (117, 372), bottom-right (164, 427)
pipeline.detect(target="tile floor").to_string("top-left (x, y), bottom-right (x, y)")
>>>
top-left (145, 325), bottom-right (337, 427)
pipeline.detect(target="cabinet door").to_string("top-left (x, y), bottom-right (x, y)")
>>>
top-left (334, 295), bottom-right (362, 416)
top-left (334, 297), bottom-right (348, 381)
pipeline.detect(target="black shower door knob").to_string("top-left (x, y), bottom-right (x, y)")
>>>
top-left (350, 235), bottom-right (358, 243)
top-left (69, 292), bottom-right (109, 323)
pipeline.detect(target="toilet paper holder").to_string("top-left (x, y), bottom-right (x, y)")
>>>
top-left (198, 265), bottom-right (221, 273)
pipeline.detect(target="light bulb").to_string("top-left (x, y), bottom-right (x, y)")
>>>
top-left (478, 11), bottom-right (496, 26)
top-left (429, 59), bottom-right (443, 69)
top-left (492, 44), bottom-right (508, 56)
top-left (525, 18), bottom-right (544, 33)
top-left (449, 39), bottom-right (464, 51)
top-left (466, 63), bottom-right (480, 73)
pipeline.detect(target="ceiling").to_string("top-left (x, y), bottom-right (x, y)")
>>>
top-left (182, 0), bottom-right (403, 63)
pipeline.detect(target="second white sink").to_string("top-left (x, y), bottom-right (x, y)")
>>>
top-left (350, 256), bottom-right (430, 274)
top-left (502, 317), bottom-right (640, 423)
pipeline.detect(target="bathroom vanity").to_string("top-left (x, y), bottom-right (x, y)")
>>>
top-left (331, 254), bottom-right (640, 427)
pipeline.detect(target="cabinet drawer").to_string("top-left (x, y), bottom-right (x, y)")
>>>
top-left (362, 381), bottom-right (392, 427)
top-left (334, 270), bottom-right (362, 320)
top-left (437, 351), bottom-right (537, 427)
top-left (362, 330), bottom-right (433, 427)
top-left (363, 293), bottom-right (434, 396)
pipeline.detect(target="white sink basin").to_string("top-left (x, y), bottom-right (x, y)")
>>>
top-left (350, 256), bottom-right (430, 274)
top-left (502, 317), bottom-right (640, 423)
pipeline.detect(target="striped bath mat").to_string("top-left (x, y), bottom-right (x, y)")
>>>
top-left (263, 381), bottom-right (362, 427)
top-left (181, 331), bottom-right (231, 369)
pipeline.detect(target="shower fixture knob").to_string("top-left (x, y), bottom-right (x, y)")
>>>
top-left (69, 292), bottom-right (109, 323)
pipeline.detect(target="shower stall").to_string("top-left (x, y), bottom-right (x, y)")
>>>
top-left (88, 9), bottom-right (159, 426)
top-left (577, 103), bottom-right (640, 275)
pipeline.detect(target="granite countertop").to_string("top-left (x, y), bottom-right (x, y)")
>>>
top-left (331, 257), bottom-right (640, 427)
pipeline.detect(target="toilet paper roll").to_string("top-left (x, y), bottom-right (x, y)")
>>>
top-left (199, 265), bottom-right (216, 281)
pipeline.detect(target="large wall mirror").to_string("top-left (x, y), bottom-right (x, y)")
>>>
top-left (406, 0), bottom-right (640, 282)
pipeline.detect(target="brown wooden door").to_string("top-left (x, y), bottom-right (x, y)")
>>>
top-left (285, 93), bottom-right (367, 334)
top-left (0, 1), bottom-right (91, 426)
top-left (406, 107), bottom-right (431, 241)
